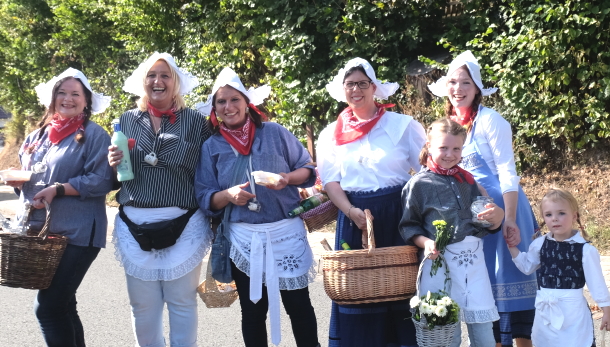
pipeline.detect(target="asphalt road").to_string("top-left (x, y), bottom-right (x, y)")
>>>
top-left (0, 185), bottom-right (335, 347)
top-left (1, 185), bottom-right (608, 346)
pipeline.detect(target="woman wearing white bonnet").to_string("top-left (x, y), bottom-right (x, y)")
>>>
top-left (195, 67), bottom-right (320, 347)
top-left (429, 50), bottom-right (539, 347)
top-left (316, 58), bottom-right (426, 347)
top-left (5, 67), bottom-right (114, 346)
top-left (107, 52), bottom-right (212, 347)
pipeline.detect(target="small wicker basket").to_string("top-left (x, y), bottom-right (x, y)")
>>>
top-left (321, 209), bottom-right (418, 305)
top-left (301, 200), bottom-right (338, 232)
top-left (411, 254), bottom-right (460, 347)
top-left (197, 261), bottom-right (239, 308)
top-left (0, 202), bottom-right (68, 290)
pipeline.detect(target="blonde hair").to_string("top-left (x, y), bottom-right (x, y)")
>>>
top-left (418, 118), bottom-right (467, 165)
top-left (538, 188), bottom-right (589, 240)
top-left (136, 58), bottom-right (186, 111)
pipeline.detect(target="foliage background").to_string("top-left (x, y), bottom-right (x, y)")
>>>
top-left (1, 0), bottom-right (610, 168)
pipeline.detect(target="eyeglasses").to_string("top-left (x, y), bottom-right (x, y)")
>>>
top-left (343, 80), bottom-right (373, 90)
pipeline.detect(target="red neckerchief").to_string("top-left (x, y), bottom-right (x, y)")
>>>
top-left (147, 101), bottom-right (177, 124)
top-left (48, 113), bottom-right (85, 145)
top-left (218, 115), bottom-right (256, 155)
top-left (332, 102), bottom-right (395, 145)
top-left (450, 106), bottom-right (477, 128)
top-left (209, 103), bottom-right (268, 127)
top-left (426, 156), bottom-right (475, 185)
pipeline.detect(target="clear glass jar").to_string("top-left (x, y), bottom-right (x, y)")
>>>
top-left (471, 196), bottom-right (494, 227)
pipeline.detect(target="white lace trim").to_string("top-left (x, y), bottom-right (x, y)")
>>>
top-left (112, 212), bottom-right (213, 281)
top-left (461, 307), bottom-right (500, 324)
top-left (230, 245), bottom-right (317, 290)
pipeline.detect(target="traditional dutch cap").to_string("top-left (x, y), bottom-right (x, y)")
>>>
top-left (122, 52), bottom-right (199, 97)
top-left (195, 67), bottom-right (271, 116)
top-left (325, 57), bottom-right (399, 102)
top-left (428, 50), bottom-right (498, 97)
top-left (35, 67), bottom-right (111, 114)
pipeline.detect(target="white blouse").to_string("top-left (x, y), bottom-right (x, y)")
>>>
top-left (513, 232), bottom-right (610, 307)
top-left (316, 111), bottom-right (426, 192)
top-left (468, 106), bottom-right (520, 193)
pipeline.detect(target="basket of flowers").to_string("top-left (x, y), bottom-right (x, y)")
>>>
top-left (410, 253), bottom-right (460, 347)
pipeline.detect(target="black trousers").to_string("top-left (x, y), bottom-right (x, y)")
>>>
top-left (231, 262), bottom-right (319, 347)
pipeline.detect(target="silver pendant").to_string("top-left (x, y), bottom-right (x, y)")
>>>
top-left (248, 200), bottom-right (261, 213)
top-left (32, 162), bottom-right (48, 174)
top-left (144, 152), bottom-right (158, 166)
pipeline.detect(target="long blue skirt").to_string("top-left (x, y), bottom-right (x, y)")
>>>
top-left (328, 185), bottom-right (418, 347)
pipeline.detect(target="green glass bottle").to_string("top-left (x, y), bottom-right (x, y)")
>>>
top-left (339, 239), bottom-right (351, 250)
top-left (287, 193), bottom-right (329, 217)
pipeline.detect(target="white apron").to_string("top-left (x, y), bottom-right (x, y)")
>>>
top-left (228, 217), bottom-right (315, 346)
top-left (532, 287), bottom-right (593, 347)
top-left (419, 236), bottom-right (499, 323)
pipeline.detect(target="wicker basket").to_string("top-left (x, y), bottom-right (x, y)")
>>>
top-left (321, 209), bottom-right (418, 305)
top-left (301, 200), bottom-right (338, 232)
top-left (0, 203), bottom-right (68, 290)
top-left (411, 254), bottom-right (459, 347)
top-left (197, 261), bottom-right (238, 308)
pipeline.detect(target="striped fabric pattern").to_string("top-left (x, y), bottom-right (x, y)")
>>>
top-left (116, 107), bottom-right (211, 209)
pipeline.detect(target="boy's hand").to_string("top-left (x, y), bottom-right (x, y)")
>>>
top-left (478, 203), bottom-right (504, 230)
top-left (423, 239), bottom-right (439, 260)
top-left (600, 307), bottom-right (610, 331)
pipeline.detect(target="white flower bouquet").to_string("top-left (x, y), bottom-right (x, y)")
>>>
top-left (411, 290), bottom-right (459, 330)
top-left (410, 290), bottom-right (460, 346)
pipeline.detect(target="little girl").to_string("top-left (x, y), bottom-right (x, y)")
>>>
top-left (399, 118), bottom-right (506, 347)
top-left (508, 188), bottom-right (610, 346)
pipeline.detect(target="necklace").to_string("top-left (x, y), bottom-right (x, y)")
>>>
top-left (144, 119), bottom-right (164, 166)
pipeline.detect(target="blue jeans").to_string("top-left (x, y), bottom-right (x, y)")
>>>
top-left (34, 244), bottom-right (100, 347)
top-left (451, 321), bottom-right (496, 347)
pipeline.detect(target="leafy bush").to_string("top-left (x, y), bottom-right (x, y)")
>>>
top-left (440, 0), bottom-right (610, 166)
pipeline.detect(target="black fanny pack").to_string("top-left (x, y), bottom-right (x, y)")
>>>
top-left (119, 206), bottom-right (198, 251)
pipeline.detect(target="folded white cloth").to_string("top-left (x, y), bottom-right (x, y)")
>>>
top-left (325, 57), bottom-right (398, 102)
top-left (428, 50), bottom-right (498, 97)
top-left (35, 67), bottom-right (111, 114)
top-left (196, 67), bottom-right (271, 116)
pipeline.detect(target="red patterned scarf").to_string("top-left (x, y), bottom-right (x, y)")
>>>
top-left (426, 156), bottom-right (475, 185)
top-left (450, 106), bottom-right (477, 129)
top-left (218, 115), bottom-right (256, 155)
top-left (333, 102), bottom-right (394, 145)
top-left (147, 101), bottom-right (178, 124)
top-left (48, 113), bottom-right (85, 145)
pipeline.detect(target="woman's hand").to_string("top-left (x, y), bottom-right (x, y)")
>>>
top-left (348, 206), bottom-right (368, 231)
top-left (265, 173), bottom-right (289, 190)
top-left (107, 145), bottom-right (123, 168)
top-left (477, 203), bottom-right (505, 230)
top-left (32, 186), bottom-right (57, 209)
top-left (503, 219), bottom-right (521, 247)
top-left (3, 167), bottom-right (26, 189)
top-left (226, 182), bottom-right (256, 206)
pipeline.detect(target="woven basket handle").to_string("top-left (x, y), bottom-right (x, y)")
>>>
top-left (364, 209), bottom-right (376, 255)
top-left (36, 200), bottom-right (52, 240)
top-left (414, 253), bottom-right (451, 299)
top-left (204, 261), bottom-right (217, 292)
